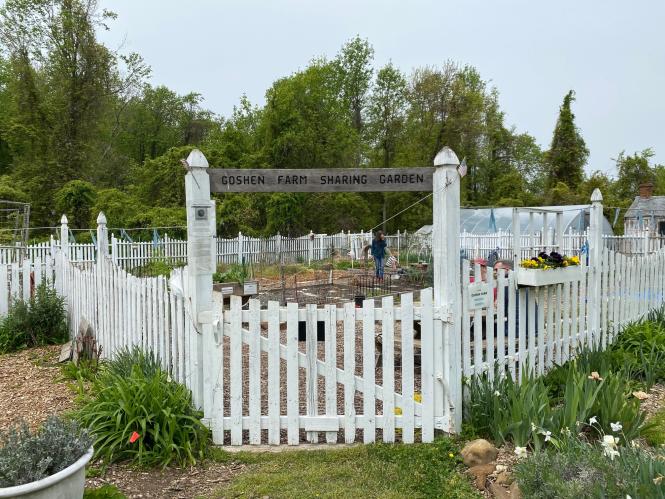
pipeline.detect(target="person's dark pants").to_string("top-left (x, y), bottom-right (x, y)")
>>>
top-left (375, 256), bottom-right (384, 278)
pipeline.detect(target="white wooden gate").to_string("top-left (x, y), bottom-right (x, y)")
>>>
top-left (203, 289), bottom-right (444, 445)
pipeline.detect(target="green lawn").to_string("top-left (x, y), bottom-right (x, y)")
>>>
top-left (210, 438), bottom-right (480, 499)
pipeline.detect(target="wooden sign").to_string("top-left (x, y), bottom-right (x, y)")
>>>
top-left (208, 168), bottom-right (434, 193)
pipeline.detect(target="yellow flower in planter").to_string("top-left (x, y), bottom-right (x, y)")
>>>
top-left (570, 256), bottom-right (580, 265)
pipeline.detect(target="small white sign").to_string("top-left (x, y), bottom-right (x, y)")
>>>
top-left (467, 282), bottom-right (489, 310)
top-left (221, 286), bottom-right (234, 295)
top-left (243, 281), bottom-right (258, 295)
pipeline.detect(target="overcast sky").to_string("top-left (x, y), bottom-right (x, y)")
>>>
top-left (98, 0), bottom-right (664, 177)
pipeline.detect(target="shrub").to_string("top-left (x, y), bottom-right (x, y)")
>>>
top-left (0, 416), bottom-right (92, 487)
top-left (76, 349), bottom-right (208, 467)
top-left (130, 259), bottom-right (180, 278)
top-left (213, 263), bottom-right (250, 283)
top-left (103, 345), bottom-right (162, 379)
top-left (514, 438), bottom-right (665, 499)
top-left (0, 283), bottom-right (69, 353)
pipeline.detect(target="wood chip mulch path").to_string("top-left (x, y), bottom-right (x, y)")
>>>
top-left (0, 344), bottom-right (74, 432)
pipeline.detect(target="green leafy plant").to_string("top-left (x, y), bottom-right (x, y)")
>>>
top-left (0, 416), bottom-right (93, 487)
top-left (465, 364), bottom-right (552, 448)
top-left (130, 259), bottom-right (181, 278)
top-left (213, 263), bottom-right (251, 284)
top-left (0, 283), bottom-right (69, 353)
top-left (102, 345), bottom-right (162, 379)
top-left (514, 438), bottom-right (665, 499)
top-left (76, 349), bottom-right (208, 467)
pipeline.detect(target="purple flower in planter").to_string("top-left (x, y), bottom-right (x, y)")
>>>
top-left (549, 252), bottom-right (563, 264)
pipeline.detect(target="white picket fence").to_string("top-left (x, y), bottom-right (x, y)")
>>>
top-left (1, 218), bottom-right (664, 446)
top-left (202, 291), bottom-right (439, 446)
top-left (52, 254), bottom-right (198, 394)
top-left (459, 246), bottom-right (665, 380)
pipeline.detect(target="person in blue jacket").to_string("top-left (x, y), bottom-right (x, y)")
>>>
top-left (371, 231), bottom-right (388, 280)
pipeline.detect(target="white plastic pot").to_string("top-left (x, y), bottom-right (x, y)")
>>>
top-left (0, 447), bottom-right (93, 499)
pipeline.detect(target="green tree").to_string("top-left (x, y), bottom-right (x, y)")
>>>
top-left (613, 149), bottom-right (656, 200)
top-left (335, 36), bottom-right (374, 133)
top-left (54, 180), bottom-right (96, 229)
top-left (545, 90), bottom-right (589, 190)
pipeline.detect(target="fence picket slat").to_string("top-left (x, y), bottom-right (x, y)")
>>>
top-left (248, 298), bottom-right (261, 445)
top-left (381, 296), bottom-right (395, 443)
top-left (421, 288), bottom-right (434, 442)
top-left (362, 298), bottom-right (375, 443)
top-left (306, 304), bottom-right (318, 443)
top-left (401, 292), bottom-right (415, 443)
top-left (343, 302), bottom-right (356, 444)
top-left (324, 304), bottom-right (338, 444)
top-left (229, 295), bottom-right (243, 445)
top-left (286, 302), bottom-right (299, 445)
top-left (268, 300), bottom-right (281, 445)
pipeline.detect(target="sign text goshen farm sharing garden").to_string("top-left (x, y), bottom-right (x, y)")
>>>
top-left (208, 168), bottom-right (435, 193)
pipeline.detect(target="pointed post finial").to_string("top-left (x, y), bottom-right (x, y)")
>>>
top-left (591, 188), bottom-right (603, 203)
top-left (433, 146), bottom-right (460, 167)
top-left (96, 211), bottom-right (107, 225)
top-left (186, 149), bottom-right (209, 168)
top-left (60, 214), bottom-right (68, 225)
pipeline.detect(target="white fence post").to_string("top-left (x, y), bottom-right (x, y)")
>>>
top-left (432, 146), bottom-right (462, 432)
top-left (237, 231), bottom-right (244, 265)
top-left (184, 149), bottom-right (216, 413)
top-left (60, 215), bottom-right (69, 260)
top-left (96, 212), bottom-right (108, 261)
top-left (589, 188), bottom-right (603, 347)
top-left (308, 230), bottom-right (314, 265)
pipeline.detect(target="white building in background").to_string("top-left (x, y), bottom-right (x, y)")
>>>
top-left (624, 183), bottom-right (665, 236)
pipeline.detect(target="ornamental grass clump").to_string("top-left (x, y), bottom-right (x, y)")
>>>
top-left (76, 348), bottom-right (209, 467)
top-left (0, 416), bottom-right (92, 487)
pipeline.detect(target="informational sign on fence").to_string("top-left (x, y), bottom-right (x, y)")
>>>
top-left (467, 282), bottom-right (489, 310)
top-left (209, 168), bottom-right (434, 193)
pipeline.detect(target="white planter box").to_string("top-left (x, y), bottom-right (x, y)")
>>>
top-left (0, 447), bottom-right (93, 499)
top-left (517, 266), bottom-right (583, 287)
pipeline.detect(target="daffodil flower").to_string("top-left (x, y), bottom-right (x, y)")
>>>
top-left (514, 446), bottom-right (528, 458)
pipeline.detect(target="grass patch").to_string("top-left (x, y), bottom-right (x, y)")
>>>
top-left (211, 439), bottom-right (479, 499)
top-left (643, 407), bottom-right (665, 447)
top-left (83, 484), bottom-right (127, 498)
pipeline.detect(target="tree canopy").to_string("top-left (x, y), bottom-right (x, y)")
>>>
top-left (0, 3), bottom-right (660, 239)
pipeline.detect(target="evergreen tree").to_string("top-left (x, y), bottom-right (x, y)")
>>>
top-left (545, 90), bottom-right (589, 190)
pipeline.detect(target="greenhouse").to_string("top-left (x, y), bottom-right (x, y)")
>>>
top-left (416, 205), bottom-right (614, 235)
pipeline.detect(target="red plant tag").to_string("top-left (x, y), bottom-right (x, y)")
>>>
top-left (129, 431), bottom-right (140, 443)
